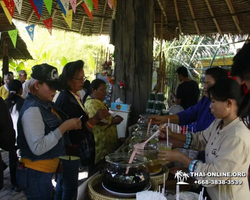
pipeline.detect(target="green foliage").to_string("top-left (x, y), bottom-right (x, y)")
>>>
top-left (5, 19), bottom-right (112, 80)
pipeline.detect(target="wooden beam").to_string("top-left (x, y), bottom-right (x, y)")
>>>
top-left (99, 0), bottom-right (108, 35)
top-left (156, 0), bottom-right (168, 24)
top-left (79, 16), bottom-right (86, 33)
top-left (187, 0), bottom-right (200, 35)
top-left (225, 0), bottom-right (241, 33)
top-left (51, 9), bottom-right (57, 19)
top-left (205, 0), bottom-right (222, 35)
top-left (26, 10), bottom-right (34, 23)
top-left (174, 0), bottom-right (182, 34)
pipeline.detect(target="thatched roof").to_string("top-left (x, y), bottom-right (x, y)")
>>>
top-left (155, 0), bottom-right (250, 40)
top-left (5, 0), bottom-right (250, 40)
top-left (0, 6), bottom-right (33, 60)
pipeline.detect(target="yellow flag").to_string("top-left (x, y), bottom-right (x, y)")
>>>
top-left (8, 30), bottom-right (18, 48)
top-left (1, 1), bottom-right (12, 24)
top-left (62, 9), bottom-right (73, 29)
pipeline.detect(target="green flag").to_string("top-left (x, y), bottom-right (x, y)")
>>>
top-left (8, 30), bottom-right (18, 48)
top-left (44, 0), bottom-right (52, 15)
top-left (84, 0), bottom-right (93, 12)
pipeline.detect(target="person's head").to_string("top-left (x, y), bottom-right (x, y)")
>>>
top-left (231, 43), bottom-right (250, 89)
top-left (60, 60), bottom-right (85, 93)
top-left (83, 79), bottom-right (90, 90)
top-left (90, 79), bottom-right (107, 101)
top-left (8, 79), bottom-right (23, 95)
top-left (29, 64), bottom-right (61, 102)
top-left (3, 73), bottom-right (14, 86)
top-left (203, 67), bottom-right (228, 97)
top-left (176, 66), bottom-right (188, 81)
top-left (208, 78), bottom-right (243, 119)
top-left (18, 70), bottom-right (27, 84)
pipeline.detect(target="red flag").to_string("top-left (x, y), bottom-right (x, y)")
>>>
top-left (3, 0), bottom-right (15, 17)
top-left (93, 0), bottom-right (98, 10)
top-left (29, 0), bottom-right (41, 20)
top-left (43, 18), bottom-right (53, 35)
top-left (81, 3), bottom-right (92, 21)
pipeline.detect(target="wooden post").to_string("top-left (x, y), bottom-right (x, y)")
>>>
top-left (113, 0), bottom-right (154, 124)
top-left (3, 37), bottom-right (9, 77)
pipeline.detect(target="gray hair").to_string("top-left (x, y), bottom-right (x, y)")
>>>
top-left (18, 70), bottom-right (27, 76)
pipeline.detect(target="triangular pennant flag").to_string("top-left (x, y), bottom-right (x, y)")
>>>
top-left (81, 3), bottom-right (92, 21)
top-left (84, 0), bottom-right (93, 12)
top-left (3, 0), bottom-right (15, 17)
top-left (62, 9), bottom-right (73, 29)
top-left (8, 30), bottom-right (18, 48)
top-left (44, 0), bottom-right (52, 15)
top-left (1, 1), bottom-right (12, 24)
top-left (25, 24), bottom-right (35, 41)
top-left (33, 0), bottom-right (43, 17)
top-left (43, 18), bottom-right (53, 35)
top-left (57, 0), bottom-right (69, 16)
top-left (29, 0), bottom-right (41, 20)
top-left (14, 0), bottom-right (22, 14)
top-left (69, 0), bottom-right (76, 13)
top-left (93, 0), bottom-right (98, 10)
top-left (108, 0), bottom-right (113, 9)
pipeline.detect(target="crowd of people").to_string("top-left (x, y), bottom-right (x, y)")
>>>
top-left (0, 61), bottom-right (123, 200)
top-left (151, 42), bottom-right (250, 200)
top-left (1, 42), bottom-right (250, 200)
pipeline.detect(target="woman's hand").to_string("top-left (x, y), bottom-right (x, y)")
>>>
top-left (149, 115), bottom-right (166, 125)
top-left (158, 149), bottom-right (182, 165)
top-left (159, 124), bottom-right (173, 139)
top-left (112, 115), bottom-right (123, 125)
top-left (94, 109), bottom-right (111, 121)
top-left (59, 118), bottom-right (82, 134)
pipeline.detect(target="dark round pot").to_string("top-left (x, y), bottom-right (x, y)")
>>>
top-left (102, 153), bottom-right (150, 193)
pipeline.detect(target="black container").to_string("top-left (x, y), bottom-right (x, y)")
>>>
top-left (102, 153), bottom-right (150, 193)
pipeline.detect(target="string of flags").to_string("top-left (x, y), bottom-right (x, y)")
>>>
top-left (0, 0), bottom-right (117, 48)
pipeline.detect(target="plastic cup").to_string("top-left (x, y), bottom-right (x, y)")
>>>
top-left (158, 142), bottom-right (173, 151)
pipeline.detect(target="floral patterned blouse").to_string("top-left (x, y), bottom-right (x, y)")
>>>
top-left (84, 95), bottom-right (118, 164)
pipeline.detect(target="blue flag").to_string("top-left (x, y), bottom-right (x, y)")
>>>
top-left (57, 0), bottom-right (66, 16)
top-left (33, 0), bottom-right (43, 16)
top-left (25, 24), bottom-right (35, 41)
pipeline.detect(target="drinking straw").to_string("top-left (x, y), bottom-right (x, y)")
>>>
top-left (201, 187), bottom-right (204, 197)
top-left (146, 119), bottom-right (152, 138)
top-left (176, 184), bottom-right (180, 200)
top-left (166, 125), bottom-right (169, 146)
top-left (158, 185), bottom-right (161, 193)
top-left (198, 191), bottom-right (202, 200)
top-left (162, 173), bottom-right (166, 195)
top-left (204, 197), bottom-right (207, 200)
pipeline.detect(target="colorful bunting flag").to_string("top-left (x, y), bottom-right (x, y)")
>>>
top-left (108, 0), bottom-right (116, 9)
top-left (44, 0), bottom-right (52, 15)
top-left (3, 0), bottom-right (15, 17)
top-left (82, 3), bottom-right (92, 21)
top-left (8, 30), bottom-right (18, 48)
top-left (84, 0), bottom-right (93, 12)
top-left (33, 0), bottom-right (43, 17)
top-left (57, 0), bottom-right (69, 16)
top-left (29, 0), bottom-right (41, 20)
top-left (1, 1), bottom-right (12, 24)
top-left (93, 0), bottom-right (98, 10)
top-left (69, 0), bottom-right (76, 13)
top-left (62, 9), bottom-right (73, 29)
top-left (43, 18), bottom-right (53, 35)
top-left (14, 0), bottom-right (23, 14)
top-left (25, 24), bottom-right (35, 41)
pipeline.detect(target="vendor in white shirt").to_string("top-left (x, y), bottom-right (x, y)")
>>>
top-left (158, 78), bottom-right (250, 200)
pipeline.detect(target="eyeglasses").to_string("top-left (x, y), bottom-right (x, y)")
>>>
top-left (73, 77), bottom-right (86, 82)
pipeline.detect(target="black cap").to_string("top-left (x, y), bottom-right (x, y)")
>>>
top-left (31, 64), bottom-right (61, 90)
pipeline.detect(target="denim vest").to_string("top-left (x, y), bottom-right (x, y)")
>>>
top-left (17, 93), bottom-right (64, 161)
